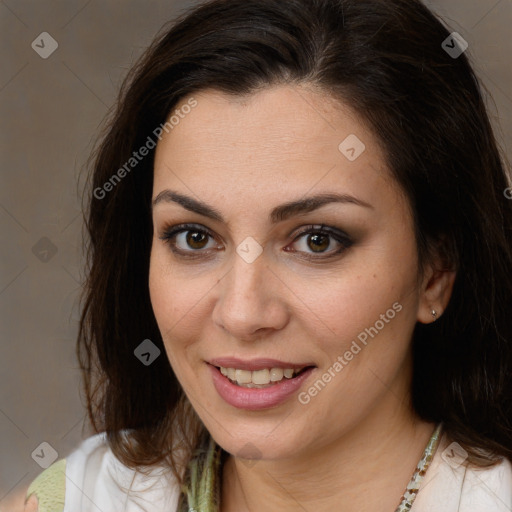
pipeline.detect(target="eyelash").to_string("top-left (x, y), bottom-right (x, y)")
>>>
top-left (158, 223), bottom-right (353, 261)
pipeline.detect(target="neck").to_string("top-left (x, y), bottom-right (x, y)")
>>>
top-left (221, 408), bottom-right (436, 512)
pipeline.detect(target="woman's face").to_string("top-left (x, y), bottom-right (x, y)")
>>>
top-left (149, 85), bottom-right (432, 461)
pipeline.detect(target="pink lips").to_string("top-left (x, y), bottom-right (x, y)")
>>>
top-left (207, 360), bottom-right (316, 411)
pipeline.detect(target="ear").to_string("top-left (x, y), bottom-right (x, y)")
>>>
top-left (417, 252), bottom-right (456, 324)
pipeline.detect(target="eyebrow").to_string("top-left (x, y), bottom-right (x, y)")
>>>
top-left (152, 189), bottom-right (373, 224)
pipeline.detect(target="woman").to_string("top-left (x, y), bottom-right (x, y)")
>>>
top-left (24, 0), bottom-right (512, 510)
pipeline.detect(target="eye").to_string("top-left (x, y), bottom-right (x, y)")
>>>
top-left (158, 223), bottom-right (352, 260)
top-left (287, 224), bottom-right (353, 259)
top-left (159, 223), bottom-right (220, 257)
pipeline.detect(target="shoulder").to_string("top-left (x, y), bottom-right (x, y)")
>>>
top-left (25, 431), bottom-right (183, 512)
top-left (459, 456), bottom-right (512, 511)
top-left (412, 433), bottom-right (512, 512)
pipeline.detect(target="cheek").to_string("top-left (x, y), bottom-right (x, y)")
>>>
top-left (149, 246), bottom-right (186, 360)
top-left (148, 247), bottom-right (173, 331)
top-left (299, 278), bottom-right (415, 383)
top-left (293, 240), bottom-right (420, 397)
top-left (291, 274), bottom-right (418, 439)
top-left (148, 244), bottom-right (213, 366)
top-left (298, 253), bottom-right (417, 345)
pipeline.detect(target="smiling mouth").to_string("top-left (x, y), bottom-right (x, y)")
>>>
top-left (215, 365), bottom-right (314, 388)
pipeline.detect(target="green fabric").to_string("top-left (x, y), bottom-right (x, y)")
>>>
top-left (178, 435), bottom-right (224, 512)
top-left (26, 458), bottom-right (66, 512)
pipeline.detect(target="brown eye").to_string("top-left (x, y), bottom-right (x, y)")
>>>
top-left (159, 224), bottom-right (218, 255)
top-left (288, 225), bottom-right (353, 259)
top-left (186, 231), bottom-right (209, 250)
top-left (159, 223), bottom-right (352, 261)
top-left (306, 233), bottom-right (330, 253)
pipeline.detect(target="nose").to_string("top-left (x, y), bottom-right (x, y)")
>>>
top-left (211, 248), bottom-right (290, 340)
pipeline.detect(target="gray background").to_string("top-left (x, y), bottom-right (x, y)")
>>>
top-left (1, 0), bottom-right (511, 509)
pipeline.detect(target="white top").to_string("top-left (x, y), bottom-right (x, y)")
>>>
top-left (63, 433), bottom-right (181, 511)
top-left (61, 431), bottom-right (512, 511)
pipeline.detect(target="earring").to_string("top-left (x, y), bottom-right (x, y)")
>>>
top-left (431, 309), bottom-right (438, 320)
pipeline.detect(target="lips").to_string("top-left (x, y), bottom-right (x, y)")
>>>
top-left (207, 359), bottom-right (317, 410)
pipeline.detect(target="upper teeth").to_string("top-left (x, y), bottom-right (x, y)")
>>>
top-left (220, 367), bottom-right (304, 386)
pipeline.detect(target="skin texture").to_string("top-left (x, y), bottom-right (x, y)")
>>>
top-left (23, 495), bottom-right (37, 512)
top-left (149, 84), bottom-right (455, 512)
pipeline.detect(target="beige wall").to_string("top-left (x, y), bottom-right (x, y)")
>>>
top-left (1, 0), bottom-right (511, 509)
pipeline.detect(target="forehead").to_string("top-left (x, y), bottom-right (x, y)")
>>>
top-left (153, 84), bottom-right (395, 209)
top-left (157, 85), bottom-right (380, 159)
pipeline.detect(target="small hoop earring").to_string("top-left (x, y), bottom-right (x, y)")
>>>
top-left (431, 309), bottom-right (438, 320)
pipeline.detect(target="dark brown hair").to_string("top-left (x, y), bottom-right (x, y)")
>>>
top-left (78, 0), bottom-right (512, 481)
